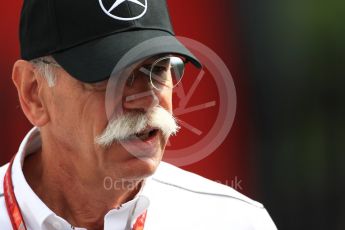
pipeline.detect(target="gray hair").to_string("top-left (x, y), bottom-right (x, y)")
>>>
top-left (30, 56), bottom-right (60, 87)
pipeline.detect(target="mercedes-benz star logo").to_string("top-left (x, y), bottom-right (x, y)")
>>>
top-left (99, 0), bottom-right (148, 21)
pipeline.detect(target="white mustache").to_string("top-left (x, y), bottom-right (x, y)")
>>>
top-left (95, 106), bottom-right (180, 147)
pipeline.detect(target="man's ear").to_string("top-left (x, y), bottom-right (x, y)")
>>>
top-left (12, 60), bottom-right (50, 127)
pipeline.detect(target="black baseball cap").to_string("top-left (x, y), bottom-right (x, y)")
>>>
top-left (20, 0), bottom-right (202, 83)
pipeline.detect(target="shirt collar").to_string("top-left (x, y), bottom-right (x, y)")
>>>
top-left (11, 127), bottom-right (150, 230)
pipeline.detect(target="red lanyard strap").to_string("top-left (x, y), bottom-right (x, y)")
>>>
top-left (132, 209), bottom-right (147, 230)
top-left (4, 157), bottom-right (147, 230)
top-left (4, 158), bottom-right (27, 230)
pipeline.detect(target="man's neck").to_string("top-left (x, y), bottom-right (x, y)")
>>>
top-left (23, 148), bottom-right (142, 230)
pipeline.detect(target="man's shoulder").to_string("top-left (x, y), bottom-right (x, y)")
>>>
top-left (153, 161), bottom-right (263, 208)
top-left (146, 162), bottom-right (277, 229)
top-left (0, 163), bottom-right (12, 229)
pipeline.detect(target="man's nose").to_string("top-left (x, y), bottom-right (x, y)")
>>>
top-left (123, 74), bottom-right (159, 112)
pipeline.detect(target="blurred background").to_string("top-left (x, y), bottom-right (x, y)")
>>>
top-left (1, 0), bottom-right (344, 229)
top-left (236, 0), bottom-right (345, 229)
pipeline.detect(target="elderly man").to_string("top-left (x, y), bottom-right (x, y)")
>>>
top-left (0, 0), bottom-right (276, 229)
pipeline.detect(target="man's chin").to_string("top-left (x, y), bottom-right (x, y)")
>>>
top-left (108, 151), bottom-right (162, 183)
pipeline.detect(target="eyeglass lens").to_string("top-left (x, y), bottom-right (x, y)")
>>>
top-left (127, 56), bottom-right (185, 90)
top-left (149, 56), bottom-right (185, 90)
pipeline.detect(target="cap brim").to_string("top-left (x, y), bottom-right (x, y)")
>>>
top-left (52, 30), bottom-right (202, 83)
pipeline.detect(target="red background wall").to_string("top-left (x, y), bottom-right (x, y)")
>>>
top-left (0, 0), bottom-right (256, 197)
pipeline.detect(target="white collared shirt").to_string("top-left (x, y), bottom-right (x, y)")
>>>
top-left (0, 127), bottom-right (277, 229)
